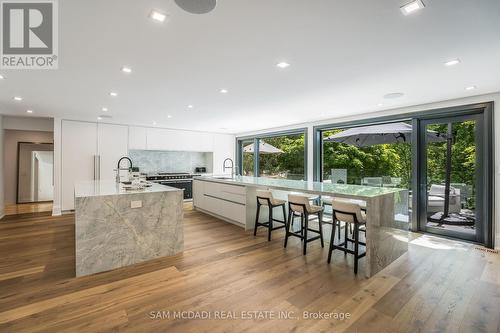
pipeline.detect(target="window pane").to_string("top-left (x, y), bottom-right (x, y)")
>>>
top-left (241, 140), bottom-right (255, 176)
top-left (321, 122), bottom-right (412, 224)
top-left (258, 133), bottom-right (305, 180)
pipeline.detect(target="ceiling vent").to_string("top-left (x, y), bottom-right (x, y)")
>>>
top-left (174, 0), bottom-right (217, 14)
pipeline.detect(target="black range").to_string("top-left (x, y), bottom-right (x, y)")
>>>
top-left (146, 173), bottom-right (199, 200)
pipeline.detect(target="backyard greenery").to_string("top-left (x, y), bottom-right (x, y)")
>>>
top-left (242, 121), bottom-right (476, 208)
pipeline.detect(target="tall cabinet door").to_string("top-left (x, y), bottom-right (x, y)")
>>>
top-left (61, 121), bottom-right (97, 210)
top-left (98, 124), bottom-right (129, 181)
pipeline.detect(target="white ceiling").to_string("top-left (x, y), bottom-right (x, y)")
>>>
top-left (1, 0), bottom-right (499, 134)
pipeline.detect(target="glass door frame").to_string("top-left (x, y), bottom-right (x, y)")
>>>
top-left (417, 113), bottom-right (484, 243)
top-left (313, 102), bottom-right (494, 247)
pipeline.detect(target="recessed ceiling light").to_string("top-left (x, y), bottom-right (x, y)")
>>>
top-left (276, 62), bottom-right (290, 69)
top-left (152, 121), bottom-right (157, 125)
top-left (121, 66), bottom-right (132, 73)
top-left (102, 107), bottom-right (108, 112)
top-left (13, 96), bottom-right (23, 101)
top-left (220, 89), bottom-right (228, 94)
top-left (400, 0), bottom-right (425, 15)
top-left (97, 117), bottom-right (103, 120)
top-left (149, 10), bottom-right (167, 22)
top-left (0, 74), bottom-right (5, 79)
top-left (110, 92), bottom-right (118, 97)
top-left (187, 104), bottom-right (194, 109)
top-left (444, 59), bottom-right (461, 66)
top-left (167, 115), bottom-right (172, 119)
top-left (465, 85), bottom-right (477, 91)
top-left (26, 110), bottom-right (33, 114)
top-left (384, 92), bottom-right (405, 99)
top-left (377, 103), bottom-right (384, 107)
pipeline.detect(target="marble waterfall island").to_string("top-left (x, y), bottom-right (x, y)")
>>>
top-left (194, 176), bottom-right (409, 278)
top-left (75, 181), bottom-right (184, 277)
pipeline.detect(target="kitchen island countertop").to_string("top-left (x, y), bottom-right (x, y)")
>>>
top-left (75, 180), bottom-right (181, 198)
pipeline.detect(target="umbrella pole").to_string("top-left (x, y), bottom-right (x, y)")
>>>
top-left (441, 123), bottom-right (453, 222)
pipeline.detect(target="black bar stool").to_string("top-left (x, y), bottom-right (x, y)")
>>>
top-left (254, 190), bottom-right (287, 241)
top-left (284, 194), bottom-right (324, 255)
top-left (327, 199), bottom-right (366, 274)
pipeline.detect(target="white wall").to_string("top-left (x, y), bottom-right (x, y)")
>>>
top-left (236, 92), bottom-right (499, 249)
top-left (3, 116), bottom-right (53, 132)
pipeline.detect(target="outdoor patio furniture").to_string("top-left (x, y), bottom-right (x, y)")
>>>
top-left (383, 177), bottom-right (402, 187)
top-left (427, 184), bottom-right (461, 214)
top-left (449, 183), bottom-right (471, 207)
top-left (331, 169), bottom-right (347, 184)
top-left (361, 177), bottom-right (383, 187)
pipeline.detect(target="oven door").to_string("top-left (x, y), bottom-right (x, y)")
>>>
top-left (160, 180), bottom-right (192, 199)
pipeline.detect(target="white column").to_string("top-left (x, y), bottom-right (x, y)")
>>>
top-left (307, 125), bottom-right (314, 181)
top-left (52, 118), bottom-right (62, 216)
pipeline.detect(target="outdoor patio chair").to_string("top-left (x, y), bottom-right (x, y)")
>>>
top-left (427, 184), bottom-right (461, 214)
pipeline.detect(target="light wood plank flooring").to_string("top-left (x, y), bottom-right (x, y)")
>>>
top-left (0, 207), bottom-right (498, 332)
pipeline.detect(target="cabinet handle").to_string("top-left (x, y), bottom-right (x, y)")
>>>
top-left (93, 155), bottom-right (98, 180)
top-left (96, 155), bottom-right (101, 180)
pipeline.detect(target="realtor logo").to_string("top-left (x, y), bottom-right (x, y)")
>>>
top-left (1, 0), bottom-right (58, 69)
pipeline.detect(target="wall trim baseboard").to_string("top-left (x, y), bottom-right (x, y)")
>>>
top-left (52, 205), bottom-right (62, 216)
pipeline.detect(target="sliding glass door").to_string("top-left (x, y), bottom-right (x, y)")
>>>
top-left (419, 114), bottom-right (484, 243)
top-left (314, 102), bottom-right (493, 247)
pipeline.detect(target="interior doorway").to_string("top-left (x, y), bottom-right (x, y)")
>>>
top-left (17, 142), bottom-right (54, 204)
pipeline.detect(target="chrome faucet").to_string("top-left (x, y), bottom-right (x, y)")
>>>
top-left (223, 158), bottom-right (235, 178)
top-left (115, 156), bottom-right (133, 183)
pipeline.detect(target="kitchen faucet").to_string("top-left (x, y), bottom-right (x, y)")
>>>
top-left (223, 158), bottom-right (237, 178)
top-left (116, 156), bottom-right (133, 183)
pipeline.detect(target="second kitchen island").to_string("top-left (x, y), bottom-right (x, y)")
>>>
top-left (193, 176), bottom-right (409, 278)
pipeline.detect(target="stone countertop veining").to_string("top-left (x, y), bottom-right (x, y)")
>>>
top-left (74, 180), bottom-right (182, 198)
top-left (195, 175), bottom-right (405, 199)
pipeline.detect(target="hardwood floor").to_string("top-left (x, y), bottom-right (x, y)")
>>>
top-left (0, 207), bottom-right (498, 332)
top-left (3, 202), bottom-right (53, 216)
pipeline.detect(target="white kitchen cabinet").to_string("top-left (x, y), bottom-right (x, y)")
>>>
top-left (212, 133), bottom-right (235, 174)
top-left (193, 179), bottom-right (246, 226)
top-left (192, 178), bottom-right (206, 210)
top-left (98, 124), bottom-right (129, 181)
top-left (146, 127), bottom-right (214, 152)
top-left (61, 121), bottom-right (97, 211)
top-left (145, 128), bottom-right (169, 151)
top-left (62, 121), bottom-right (129, 211)
top-left (128, 126), bottom-right (147, 150)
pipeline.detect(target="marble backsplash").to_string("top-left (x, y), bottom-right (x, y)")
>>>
top-left (129, 150), bottom-right (213, 174)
